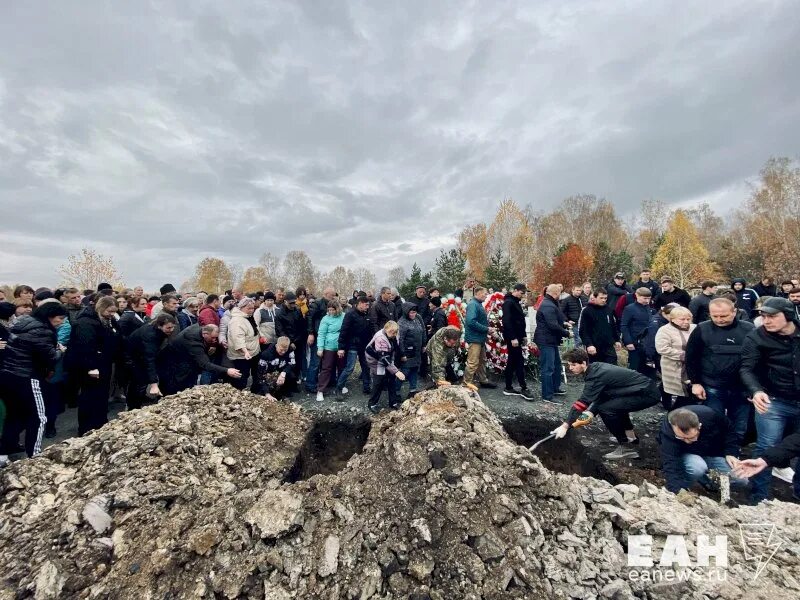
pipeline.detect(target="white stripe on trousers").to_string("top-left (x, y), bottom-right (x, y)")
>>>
top-left (30, 378), bottom-right (47, 456)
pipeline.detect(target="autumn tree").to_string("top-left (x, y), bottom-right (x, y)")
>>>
top-left (685, 202), bottom-right (725, 257)
top-left (258, 252), bottom-right (283, 290)
top-left (321, 266), bottom-right (356, 295)
top-left (352, 267), bottom-right (377, 293)
top-left (240, 266), bottom-right (269, 293)
top-left (631, 198), bottom-right (667, 270)
top-left (740, 157), bottom-right (800, 274)
top-left (482, 249), bottom-right (517, 291)
top-left (386, 266), bottom-right (407, 289)
top-left (434, 248), bottom-right (467, 294)
top-left (59, 248), bottom-right (121, 290)
top-left (650, 210), bottom-right (718, 288)
top-left (398, 263), bottom-right (435, 299)
top-left (282, 250), bottom-right (318, 292)
top-left (548, 244), bottom-right (593, 287)
top-left (457, 223), bottom-right (489, 281)
top-left (192, 257), bottom-right (233, 294)
top-left (716, 239), bottom-right (765, 283)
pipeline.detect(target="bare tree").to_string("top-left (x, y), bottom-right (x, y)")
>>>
top-left (386, 266), bottom-right (407, 289)
top-left (352, 267), bottom-right (377, 293)
top-left (258, 252), bottom-right (284, 290)
top-left (59, 248), bottom-right (121, 290)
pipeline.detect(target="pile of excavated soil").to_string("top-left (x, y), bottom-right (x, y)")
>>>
top-left (1, 384), bottom-right (799, 599)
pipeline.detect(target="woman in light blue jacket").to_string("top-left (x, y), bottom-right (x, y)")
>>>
top-left (315, 300), bottom-right (345, 401)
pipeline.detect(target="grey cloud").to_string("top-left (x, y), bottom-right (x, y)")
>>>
top-left (1, 1), bottom-right (799, 289)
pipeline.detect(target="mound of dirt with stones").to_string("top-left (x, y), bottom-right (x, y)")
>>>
top-left (1, 385), bottom-right (799, 599)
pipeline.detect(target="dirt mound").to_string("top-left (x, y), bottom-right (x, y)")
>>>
top-left (1, 385), bottom-right (799, 599)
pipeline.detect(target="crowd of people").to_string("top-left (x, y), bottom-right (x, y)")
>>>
top-left (547, 271), bottom-right (800, 505)
top-left (0, 271), bottom-right (799, 505)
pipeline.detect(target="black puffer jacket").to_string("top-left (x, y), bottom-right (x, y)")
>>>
top-left (66, 306), bottom-right (118, 376)
top-left (740, 326), bottom-right (800, 403)
top-left (559, 294), bottom-right (585, 324)
top-left (0, 315), bottom-right (61, 379)
top-left (275, 305), bottom-right (308, 346)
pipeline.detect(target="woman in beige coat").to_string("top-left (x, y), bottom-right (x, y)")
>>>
top-left (654, 306), bottom-right (696, 409)
top-left (227, 297), bottom-right (261, 391)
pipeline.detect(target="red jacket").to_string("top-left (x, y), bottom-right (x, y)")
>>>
top-left (198, 305), bottom-right (221, 327)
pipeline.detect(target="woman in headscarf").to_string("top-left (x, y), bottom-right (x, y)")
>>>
top-left (226, 297), bottom-right (261, 391)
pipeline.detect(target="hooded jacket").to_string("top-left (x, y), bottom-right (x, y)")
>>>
top-left (533, 295), bottom-right (570, 346)
top-left (365, 329), bottom-right (399, 375)
top-left (0, 315), bottom-right (61, 379)
top-left (226, 307), bottom-right (261, 360)
top-left (398, 302), bottom-right (426, 368)
top-left (658, 405), bottom-right (740, 493)
top-left (731, 278), bottom-right (759, 318)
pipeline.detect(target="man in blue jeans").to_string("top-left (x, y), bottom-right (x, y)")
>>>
top-left (658, 405), bottom-right (746, 493)
top-left (336, 295), bottom-right (372, 394)
top-left (533, 284), bottom-right (571, 401)
top-left (685, 297), bottom-right (754, 447)
top-left (740, 297), bottom-right (800, 503)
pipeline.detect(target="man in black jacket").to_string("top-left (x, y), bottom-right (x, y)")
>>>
top-left (559, 285), bottom-right (586, 327)
top-left (685, 297), bottom-right (754, 447)
top-left (688, 281), bottom-right (716, 323)
top-left (552, 348), bottom-right (660, 460)
top-left (127, 313), bottom-right (176, 411)
top-left (658, 406), bottom-right (744, 493)
top-left (653, 277), bottom-right (691, 310)
top-left (634, 270), bottom-right (660, 300)
top-left (369, 287), bottom-right (398, 334)
top-left (740, 297), bottom-right (800, 503)
top-left (275, 292), bottom-right (308, 382)
top-left (427, 297), bottom-right (448, 340)
top-left (533, 284), bottom-right (571, 401)
top-left (605, 272), bottom-right (631, 308)
top-left (159, 324), bottom-right (240, 395)
top-left (753, 276), bottom-right (777, 298)
top-left (620, 288), bottom-right (653, 375)
top-left (578, 290), bottom-right (620, 365)
top-left (502, 284), bottom-right (532, 399)
top-left (336, 296), bottom-right (373, 394)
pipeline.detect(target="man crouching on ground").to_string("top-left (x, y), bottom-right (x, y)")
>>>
top-left (551, 348), bottom-right (660, 460)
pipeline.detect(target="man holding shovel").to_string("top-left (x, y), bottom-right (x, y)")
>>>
top-left (550, 348), bottom-right (660, 460)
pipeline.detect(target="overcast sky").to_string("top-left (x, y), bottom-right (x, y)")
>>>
top-left (1, 1), bottom-right (798, 289)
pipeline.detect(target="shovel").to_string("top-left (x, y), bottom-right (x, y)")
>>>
top-left (528, 418), bottom-right (592, 452)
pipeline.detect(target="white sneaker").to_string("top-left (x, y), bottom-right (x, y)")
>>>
top-left (341, 387), bottom-right (349, 395)
top-left (772, 466), bottom-right (795, 483)
top-left (604, 446), bottom-right (639, 460)
top-left (315, 391), bottom-right (324, 402)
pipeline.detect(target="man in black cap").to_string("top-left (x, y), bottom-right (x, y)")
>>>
top-left (605, 272), bottom-right (631, 309)
top-left (740, 296), bottom-right (800, 503)
top-left (502, 283), bottom-right (533, 400)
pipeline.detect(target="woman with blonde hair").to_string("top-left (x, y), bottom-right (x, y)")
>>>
top-left (655, 306), bottom-right (696, 410)
top-left (364, 320), bottom-right (406, 413)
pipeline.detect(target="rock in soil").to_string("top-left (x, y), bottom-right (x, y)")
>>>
top-left (1, 383), bottom-right (798, 599)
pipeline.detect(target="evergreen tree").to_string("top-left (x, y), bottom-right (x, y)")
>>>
top-left (434, 248), bottom-right (467, 295)
top-left (398, 263), bottom-right (435, 299)
top-left (590, 241), bottom-right (634, 287)
top-left (482, 249), bottom-right (517, 291)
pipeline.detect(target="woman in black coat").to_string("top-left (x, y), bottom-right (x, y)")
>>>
top-left (66, 296), bottom-right (119, 435)
top-left (0, 302), bottom-right (67, 456)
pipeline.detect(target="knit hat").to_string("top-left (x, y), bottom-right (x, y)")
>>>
top-left (0, 301), bottom-right (15, 320)
top-left (97, 282), bottom-right (113, 292)
top-left (430, 296), bottom-right (442, 307)
top-left (264, 291), bottom-right (276, 301)
top-left (160, 283), bottom-right (176, 295)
